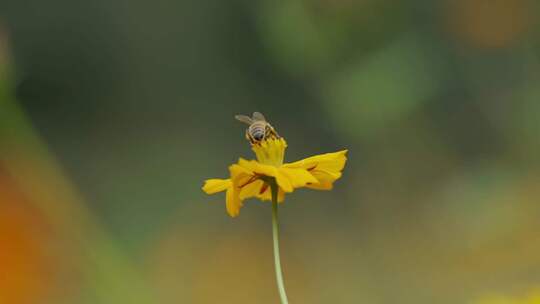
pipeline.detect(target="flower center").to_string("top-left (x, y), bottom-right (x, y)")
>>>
top-left (251, 138), bottom-right (287, 167)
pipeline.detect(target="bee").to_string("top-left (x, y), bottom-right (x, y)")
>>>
top-left (235, 112), bottom-right (279, 144)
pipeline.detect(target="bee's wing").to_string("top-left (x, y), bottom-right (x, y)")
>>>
top-left (252, 112), bottom-right (266, 122)
top-left (235, 114), bottom-right (253, 125)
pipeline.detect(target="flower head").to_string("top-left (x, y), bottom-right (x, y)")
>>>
top-left (202, 117), bottom-right (347, 217)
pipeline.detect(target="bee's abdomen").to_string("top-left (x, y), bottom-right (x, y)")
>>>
top-left (249, 123), bottom-right (266, 141)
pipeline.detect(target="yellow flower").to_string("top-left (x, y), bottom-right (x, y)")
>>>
top-left (202, 137), bottom-right (348, 217)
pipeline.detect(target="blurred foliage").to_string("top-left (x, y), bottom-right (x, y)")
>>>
top-left (1, 0), bottom-right (539, 303)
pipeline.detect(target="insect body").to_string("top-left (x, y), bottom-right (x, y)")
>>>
top-left (235, 112), bottom-right (279, 144)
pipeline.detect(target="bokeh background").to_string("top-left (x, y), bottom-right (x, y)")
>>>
top-left (1, 0), bottom-right (540, 303)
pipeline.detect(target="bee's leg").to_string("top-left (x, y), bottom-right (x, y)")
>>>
top-left (269, 127), bottom-right (279, 139)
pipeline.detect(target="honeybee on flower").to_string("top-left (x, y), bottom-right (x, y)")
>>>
top-left (235, 112), bottom-right (279, 144)
top-left (202, 112), bottom-right (348, 217)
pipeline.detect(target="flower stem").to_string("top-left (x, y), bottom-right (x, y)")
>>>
top-left (270, 182), bottom-right (289, 304)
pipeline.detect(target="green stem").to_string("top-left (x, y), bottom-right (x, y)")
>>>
top-left (270, 182), bottom-right (289, 304)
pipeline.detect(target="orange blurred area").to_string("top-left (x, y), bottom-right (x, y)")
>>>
top-left (0, 166), bottom-right (57, 304)
top-left (445, 0), bottom-right (533, 48)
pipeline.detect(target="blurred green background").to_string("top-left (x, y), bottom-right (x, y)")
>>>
top-left (1, 0), bottom-right (540, 303)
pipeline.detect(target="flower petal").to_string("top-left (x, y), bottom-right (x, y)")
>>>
top-left (202, 179), bottom-right (231, 194)
top-left (235, 158), bottom-right (322, 193)
top-left (283, 150), bottom-right (348, 190)
top-left (239, 159), bottom-right (277, 176)
top-left (305, 180), bottom-right (334, 190)
top-left (273, 171), bottom-right (293, 193)
top-left (284, 150), bottom-right (348, 172)
top-left (202, 178), bottom-right (242, 217)
top-left (229, 161), bottom-right (256, 188)
top-left (225, 187), bottom-right (242, 217)
top-left (278, 167), bottom-right (318, 189)
top-left (230, 159), bottom-right (254, 177)
top-left (247, 160), bottom-right (296, 193)
top-left (236, 159), bottom-right (295, 193)
top-left (239, 179), bottom-right (265, 200)
top-left (257, 186), bottom-right (285, 203)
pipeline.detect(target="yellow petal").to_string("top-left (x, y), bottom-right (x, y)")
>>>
top-left (229, 161), bottom-right (256, 188)
top-left (239, 159), bottom-right (277, 176)
top-left (309, 170), bottom-right (342, 185)
top-left (202, 179), bottom-right (232, 194)
top-left (236, 159), bottom-right (295, 193)
top-left (305, 180), bottom-right (334, 190)
top-left (202, 177), bottom-right (243, 217)
top-left (278, 167), bottom-right (318, 189)
top-left (230, 159), bottom-right (253, 177)
top-left (239, 179), bottom-right (265, 200)
top-left (284, 150), bottom-right (348, 190)
top-left (257, 186), bottom-right (285, 203)
top-left (285, 150), bottom-right (348, 172)
top-left (236, 158), bottom-right (322, 193)
top-left (225, 187), bottom-right (242, 217)
top-left (272, 171), bottom-right (292, 193)
top-left (246, 160), bottom-right (296, 193)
